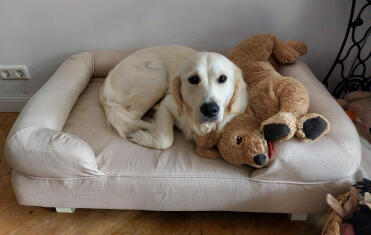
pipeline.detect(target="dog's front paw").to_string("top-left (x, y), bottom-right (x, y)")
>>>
top-left (127, 130), bottom-right (173, 149)
top-left (127, 130), bottom-right (151, 146)
top-left (260, 112), bottom-right (297, 141)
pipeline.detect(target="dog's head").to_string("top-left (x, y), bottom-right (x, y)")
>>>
top-left (173, 52), bottom-right (247, 134)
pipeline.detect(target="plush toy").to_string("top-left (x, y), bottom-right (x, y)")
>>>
top-left (196, 34), bottom-right (330, 168)
top-left (321, 188), bottom-right (359, 235)
top-left (337, 91), bottom-right (371, 144)
top-left (322, 178), bottom-right (371, 235)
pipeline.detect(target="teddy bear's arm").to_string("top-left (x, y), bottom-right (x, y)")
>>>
top-left (195, 146), bottom-right (221, 159)
top-left (259, 77), bottom-right (309, 141)
top-left (271, 77), bottom-right (310, 117)
top-left (261, 78), bottom-right (330, 142)
top-left (197, 130), bottom-right (219, 147)
top-left (195, 131), bottom-right (221, 159)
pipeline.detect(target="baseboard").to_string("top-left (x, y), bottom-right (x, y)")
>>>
top-left (0, 97), bottom-right (30, 112)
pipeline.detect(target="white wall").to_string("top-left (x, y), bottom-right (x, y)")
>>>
top-left (0, 0), bottom-right (350, 107)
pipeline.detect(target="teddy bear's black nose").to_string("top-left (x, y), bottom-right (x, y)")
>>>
top-left (254, 154), bottom-right (267, 166)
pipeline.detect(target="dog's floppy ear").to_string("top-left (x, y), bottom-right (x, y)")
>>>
top-left (229, 65), bottom-right (248, 114)
top-left (173, 76), bottom-right (183, 116)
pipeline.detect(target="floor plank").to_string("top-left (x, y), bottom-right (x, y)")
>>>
top-left (0, 112), bottom-right (322, 235)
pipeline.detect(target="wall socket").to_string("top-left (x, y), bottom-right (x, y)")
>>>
top-left (0, 65), bottom-right (31, 80)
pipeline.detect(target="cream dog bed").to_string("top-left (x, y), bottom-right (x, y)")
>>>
top-left (5, 50), bottom-right (361, 214)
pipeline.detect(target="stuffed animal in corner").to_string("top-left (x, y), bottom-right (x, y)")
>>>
top-left (196, 34), bottom-right (331, 168)
top-left (337, 91), bottom-right (371, 144)
top-left (321, 188), bottom-right (359, 235)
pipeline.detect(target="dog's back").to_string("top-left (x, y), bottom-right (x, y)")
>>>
top-left (100, 45), bottom-right (196, 137)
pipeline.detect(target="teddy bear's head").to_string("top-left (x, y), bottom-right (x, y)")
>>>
top-left (217, 114), bottom-right (270, 168)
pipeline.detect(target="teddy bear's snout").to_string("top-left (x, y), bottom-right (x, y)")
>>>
top-left (254, 154), bottom-right (267, 166)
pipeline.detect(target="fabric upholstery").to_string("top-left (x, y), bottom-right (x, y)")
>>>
top-left (63, 73), bottom-right (360, 183)
top-left (5, 49), bottom-right (362, 213)
top-left (6, 127), bottom-right (104, 178)
top-left (12, 172), bottom-right (352, 213)
top-left (5, 52), bottom-right (103, 178)
top-left (8, 52), bottom-right (94, 136)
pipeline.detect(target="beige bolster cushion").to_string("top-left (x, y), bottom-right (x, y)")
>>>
top-left (6, 127), bottom-right (104, 178)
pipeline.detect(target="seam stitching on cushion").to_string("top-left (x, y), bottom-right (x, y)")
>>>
top-left (15, 172), bottom-right (354, 185)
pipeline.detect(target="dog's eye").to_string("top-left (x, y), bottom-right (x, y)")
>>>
top-left (218, 75), bottom-right (227, 83)
top-left (236, 136), bottom-right (242, 145)
top-left (188, 75), bottom-right (200, 85)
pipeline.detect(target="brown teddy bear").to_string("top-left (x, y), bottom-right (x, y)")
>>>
top-left (196, 34), bottom-right (330, 168)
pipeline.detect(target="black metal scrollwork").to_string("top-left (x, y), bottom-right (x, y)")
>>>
top-left (322, 0), bottom-right (370, 98)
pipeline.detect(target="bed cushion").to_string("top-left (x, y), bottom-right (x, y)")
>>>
top-left (62, 61), bottom-right (361, 183)
top-left (6, 50), bottom-right (362, 213)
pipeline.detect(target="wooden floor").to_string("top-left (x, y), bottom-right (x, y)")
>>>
top-left (0, 112), bottom-right (323, 235)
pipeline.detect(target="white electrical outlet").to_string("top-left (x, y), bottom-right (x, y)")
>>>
top-left (0, 65), bottom-right (31, 80)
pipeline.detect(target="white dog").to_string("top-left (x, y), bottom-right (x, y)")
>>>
top-left (100, 45), bottom-right (247, 149)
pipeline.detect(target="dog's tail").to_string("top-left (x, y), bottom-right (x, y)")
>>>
top-left (99, 94), bottom-right (149, 138)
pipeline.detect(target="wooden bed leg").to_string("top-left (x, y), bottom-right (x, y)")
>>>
top-left (55, 207), bottom-right (75, 213)
top-left (289, 213), bottom-right (308, 221)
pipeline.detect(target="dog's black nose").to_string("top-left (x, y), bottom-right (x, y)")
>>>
top-left (200, 102), bottom-right (219, 118)
top-left (254, 154), bottom-right (267, 166)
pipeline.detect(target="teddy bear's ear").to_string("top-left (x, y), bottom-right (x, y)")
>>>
top-left (173, 76), bottom-right (183, 116)
top-left (229, 66), bottom-right (248, 114)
